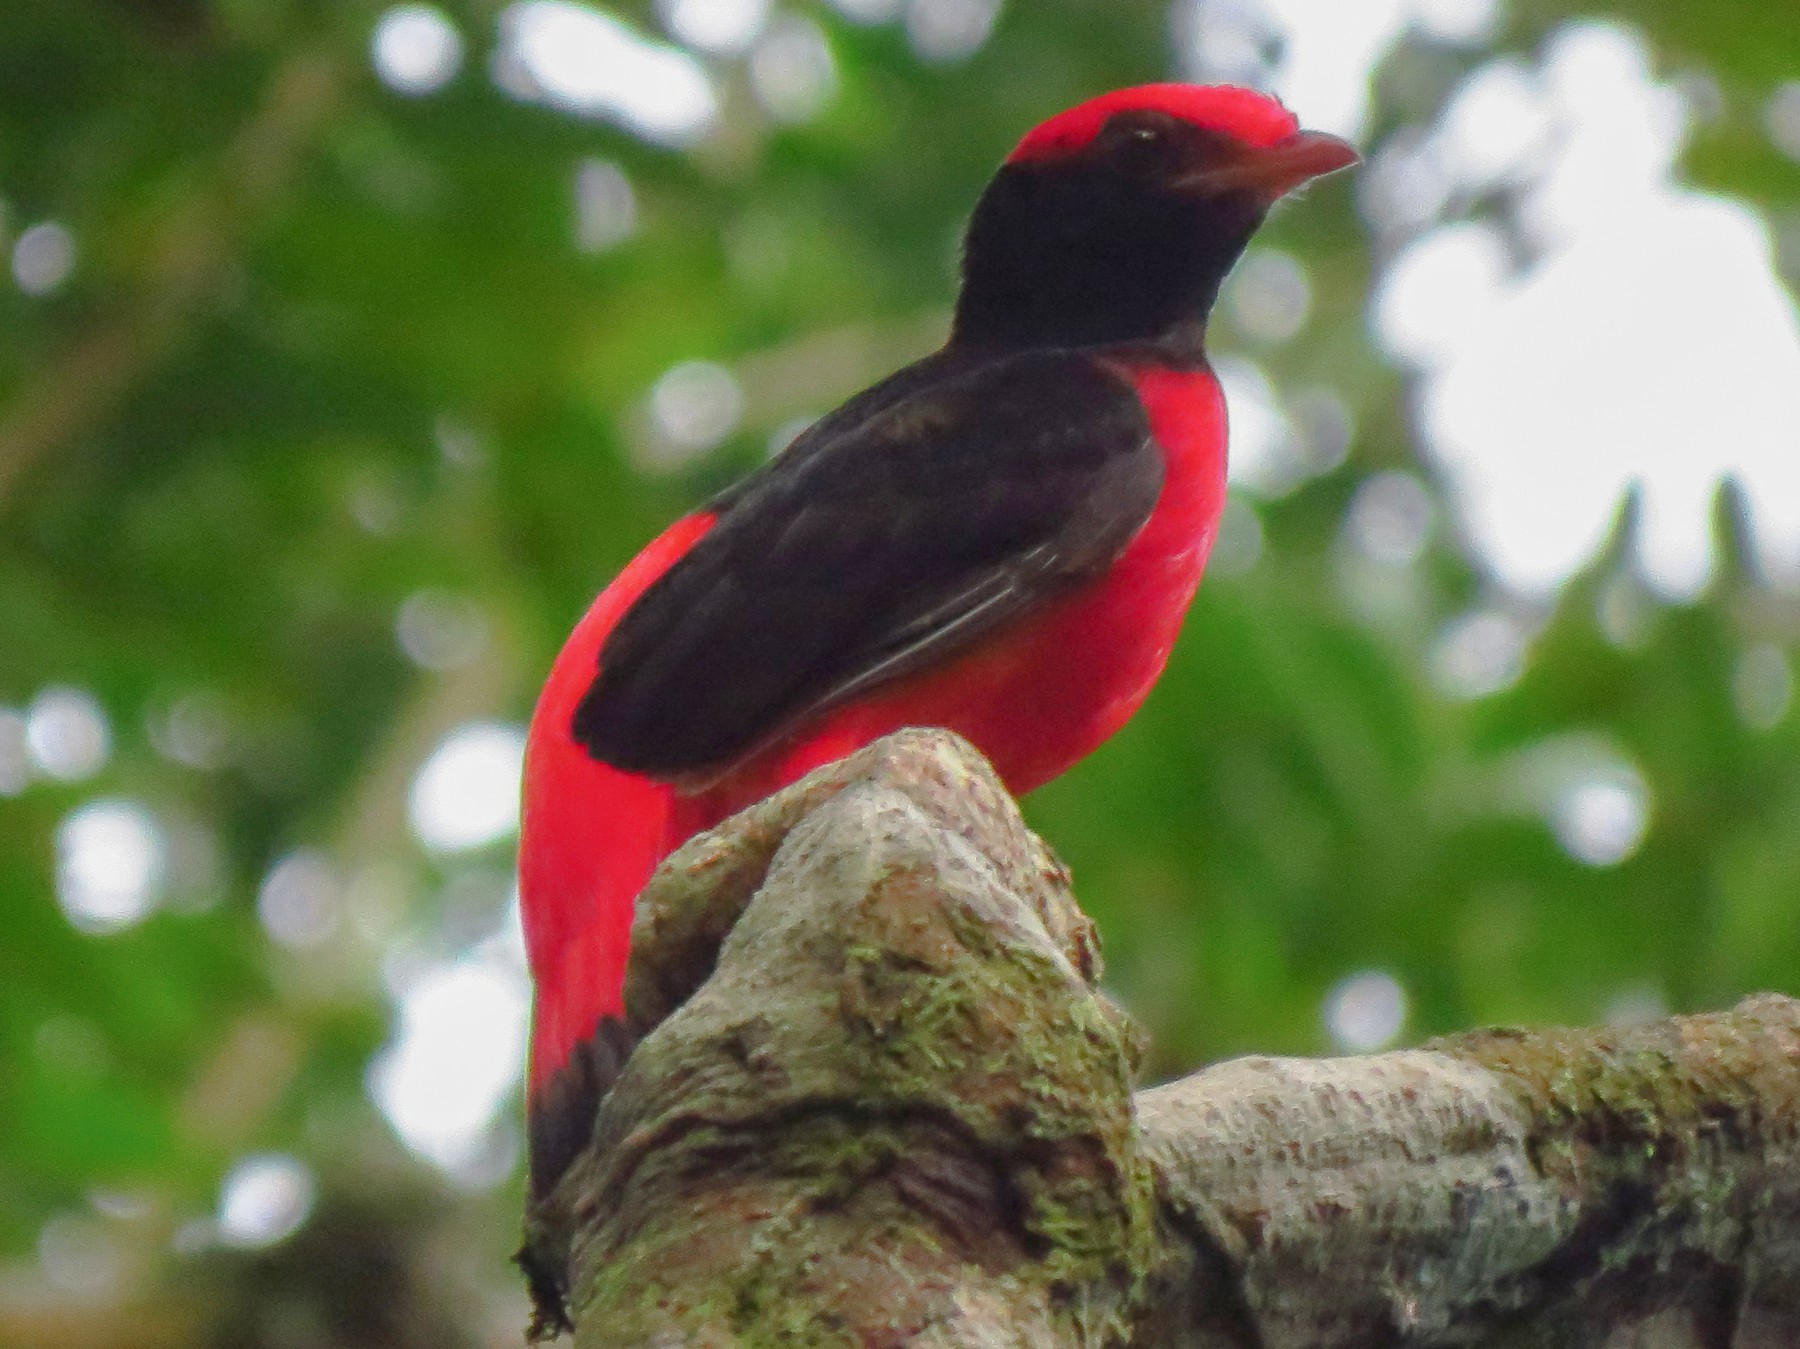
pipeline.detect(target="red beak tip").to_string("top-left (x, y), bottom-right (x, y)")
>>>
top-left (1290, 130), bottom-right (1361, 177)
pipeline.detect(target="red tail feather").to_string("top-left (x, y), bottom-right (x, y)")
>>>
top-left (519, 512), bottom-right (715, 1093)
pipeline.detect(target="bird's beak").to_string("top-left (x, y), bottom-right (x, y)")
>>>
top-left (1176, 130), bottom-right (1359, 200)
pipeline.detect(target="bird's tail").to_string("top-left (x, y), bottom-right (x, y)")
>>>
top-left (515, 512), bottom-right (719, 1196)
top-left (519, 745), bottom-right (676, 1208)
top-left (520, 752), bottom-right (674, 1099)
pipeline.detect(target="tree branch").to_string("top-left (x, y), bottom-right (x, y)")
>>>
top-left (532, 730), bottom-right (1799, 1347)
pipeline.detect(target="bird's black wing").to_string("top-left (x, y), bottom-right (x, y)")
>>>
top-left (572, 348), bottom-right (1163, 779)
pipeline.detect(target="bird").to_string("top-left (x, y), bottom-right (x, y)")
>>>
top-left (518, 83), bottom-right (1356, 1206)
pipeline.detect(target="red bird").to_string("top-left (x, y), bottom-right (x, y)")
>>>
top-left (519, 84), bottom-right (1354, 1197)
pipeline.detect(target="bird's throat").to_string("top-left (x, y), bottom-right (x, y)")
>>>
top-left (951, 162), bottom-right (1265, 354)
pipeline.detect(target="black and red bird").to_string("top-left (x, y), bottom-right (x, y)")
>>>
top-left (519, 83), bottom-right (1355, 1200)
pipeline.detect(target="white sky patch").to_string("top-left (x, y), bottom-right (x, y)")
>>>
top-left (371, 5), bottom-right (464, 95)
top-left (1172, 0), bottom-right (1501, 146)
top-left (1434, 58), bottom-right (1557, 194)
top-left (367, 941), bottom-right (530, 1177)
top-left (1373, 219), bottom-right (1510, 368)
top-left (1175, 0), bottom-right (1414, 139)
top-left (1256, 0), bottom-right (1407, 138)
top-left (408, 721), bottom-right (527, 852)
top-left (1384, 23), bottom-right (1800, 599)
top-left (55, 800), bottom-right (167, 934)
top-left (657, 0), bottom-right (770, 55)
top-left (495, 1), bottom-right (719, 147)
top-left (1409, 0), bottom-right (1497, 45)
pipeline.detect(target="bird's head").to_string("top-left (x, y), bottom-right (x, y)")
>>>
top-left (954, 84), bottom-right (1357, 352)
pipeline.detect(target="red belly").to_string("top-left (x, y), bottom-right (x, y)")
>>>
top-left (679, 362), bottom-right (1227, 827)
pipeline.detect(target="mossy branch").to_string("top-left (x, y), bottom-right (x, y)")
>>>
top-left (527, 730), bottom-right (1799, 1348)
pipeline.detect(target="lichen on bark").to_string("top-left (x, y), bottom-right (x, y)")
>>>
top-left (550, 732), bottom-right (1158, 1347)
top-left (529, 729), bottom-right (1800, 1349)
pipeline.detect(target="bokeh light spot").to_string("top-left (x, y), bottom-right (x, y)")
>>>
top-left (1411, 0), bottom-right (1498, 44)
top-left (1430, 609), bottom-right (1527, 700)
top-left (371, 5), bottom-right (464, 95)
top-left (12, 220), bottom-right (76, 295)
top-left (396, 589), bottom-right (489, 671)
top-left (657, 0), bottom-right (769, 55)
top-left (497, 1), bottom-right (719, 146)
top-left (1225, 248), bottom-right (1311, 346)
top-left (1217, 357), bottom-right (1300, 496)
top-left (1323, 970), bottom-right (1408, 1052)
top-left (575, 159), bottom-right (637, 254)
top-left (148, 692), bottom-right (234, 771)
top-left (0, 706), bottom-right (29, 795)
top-left (750, 14), bottom-right (838, 124)
top-left (1768, 83), bottom-right (1800, 163)
top-left (55, 800), bottom-right (167, 934)
top-left (826, 0), bottom-right (900, 21)
top-left (1210, 495), bottom-right (1264, 577)
top-left (1345, 471), bottom-right (1434, 566)
top-left (1289, 387), bottom-right (1354, 476)
top-left (1734, 643), bottom-right (1793, 731)
top-left (38, 1214), bottom-right (126, 1299)
top-left (1603, 984), bottom-right (1668, 1027)
top-left (408, 722), bottom-right (527, 852)
top-left (368, 951), bottom-right (529, 1176)
top-left (26, 686), bottom-right (110, 781)
top-left (1435, 58), bottom-right (1554, 192)
top-left (1549, 768), bottom-right (1650, 868)
top-left (648, 359), bottom-right (745, 462)
top-left (906, 0), bottom-right (1001, 63)
top-left (216, 1154), bottom-right (315, 1249)
top-left (1373, 220), bottom-right (1509, 369)
top-left (1357, 127), bottom-right (1454, 238)
top-left (257, 850), bottom-right (344, 950)
top-left (767, 414), bottom-right (816, 458)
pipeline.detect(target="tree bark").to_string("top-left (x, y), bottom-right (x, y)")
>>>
top-left (529, 729), bottom-right (1800, 1348)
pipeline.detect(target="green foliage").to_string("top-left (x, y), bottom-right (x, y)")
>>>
top-left (0, 0), bottom-right (1795, 1343)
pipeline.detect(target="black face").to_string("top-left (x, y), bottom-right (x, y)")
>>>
top-left (953, 109), bottom-right (1271, 355)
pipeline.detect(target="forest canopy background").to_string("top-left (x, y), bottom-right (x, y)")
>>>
top-left (1, 1), bottom-right (1797, 1345)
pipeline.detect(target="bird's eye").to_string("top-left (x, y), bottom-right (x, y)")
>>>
top-left (1098, 115), bottom-right (1178, 169)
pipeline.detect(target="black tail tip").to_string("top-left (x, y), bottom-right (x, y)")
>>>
top-left (515, 1243), bottom-right (574, 1341)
